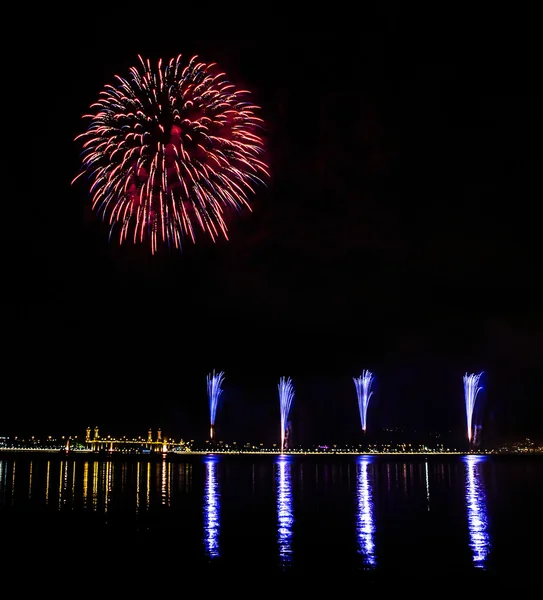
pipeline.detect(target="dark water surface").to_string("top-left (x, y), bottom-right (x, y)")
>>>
top-left (1, 453), bottom-right (541, 592)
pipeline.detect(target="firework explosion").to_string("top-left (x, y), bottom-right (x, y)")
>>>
top-left (463, 372), bottom-right (483, 444)
top-left (73, 54), bottom-right (269, 253)
top-left (353, 370), bottom-right (374, 433)
top-left (278, 377), bottom-right (295, 453)
top-left (207, 370), bottom-right (225, 440)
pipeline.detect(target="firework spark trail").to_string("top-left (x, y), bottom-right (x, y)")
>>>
top-left (207, 371), bottom-right (225, 440)
top-left (353, 371), bottom-right (374, 433)
top-left (278, 377), bottom-right (295, 453)
top-left (73, 54), bottom-right (269, 254)
top-left (463, 372), bottom-right (483, 444)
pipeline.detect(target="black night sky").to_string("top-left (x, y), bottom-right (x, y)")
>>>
top-left (5, 6), bottom-right (542, 445)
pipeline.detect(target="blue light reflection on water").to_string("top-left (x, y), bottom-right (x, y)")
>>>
top-left (464, 455), bottom-right (490, 568)
top-left (356, 455), bottom-right (376, 568)
top-left (203, 454), bottom-right (220, 558)
top-left (276, 454), bottom-right (294, 568)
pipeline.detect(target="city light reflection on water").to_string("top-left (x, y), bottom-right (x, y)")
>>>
top-left (424, 459), bottom-right (430, 510)
top-left (203, 454), bottom-right (221, 558)
top-left (464, 455), bottom-right (490, 568)
top-left (356, 455), bottom-right (376, 568)
top-left (276, 454), bottom-right (294, 568)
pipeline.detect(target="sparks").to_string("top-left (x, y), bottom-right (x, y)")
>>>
top-left (278, 377), bottom-right (295, 453)
top-left (464, 372), bottom-right (483, 445)
top-left (353, 370), bottom-right (374, 433)
top-left (207, 370), bottom-right (225, 440)
top-left (73, 54), bottom-right (269, 254)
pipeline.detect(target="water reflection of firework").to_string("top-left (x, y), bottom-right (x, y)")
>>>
top-left (355, 456), bottom-right (376, 568)
top-left (276, 454), bottom-right (294, 568)
top-left (203, 455), bottom-right (220, 558)
top-left (464, 455), bottom-right (490, 568)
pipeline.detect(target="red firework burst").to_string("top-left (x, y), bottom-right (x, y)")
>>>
top-left (73, 54), bottom-right (269, 254)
